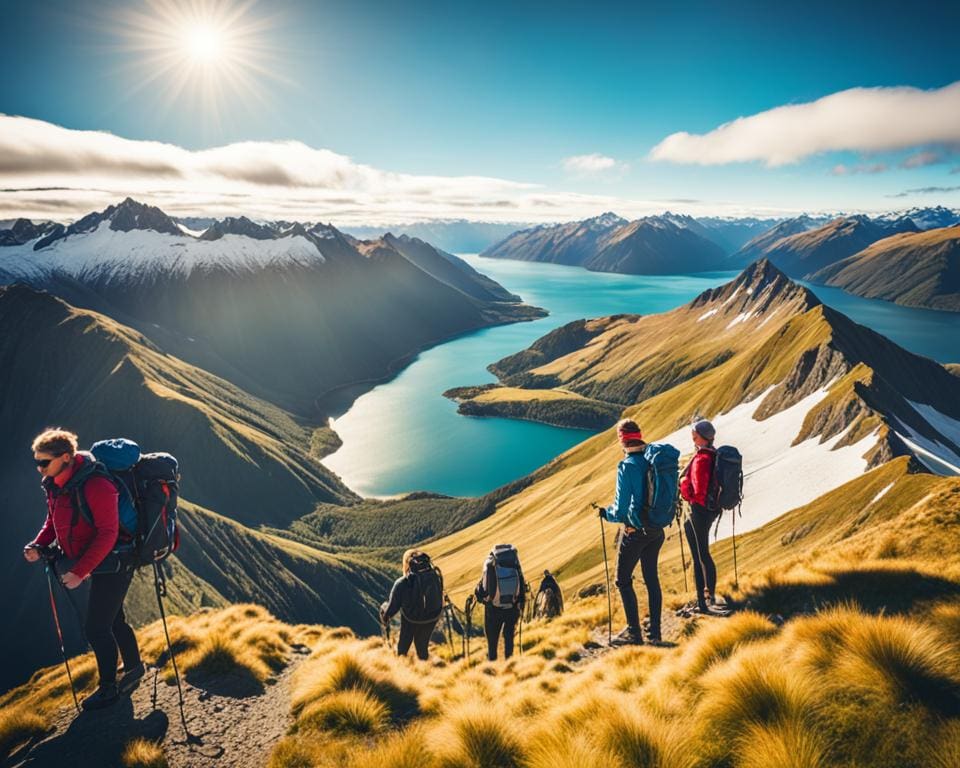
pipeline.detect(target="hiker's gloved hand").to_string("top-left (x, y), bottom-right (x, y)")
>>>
top-left (22, 545), bottom-right (40, 563)
top-left (598, 505), bottom-right (608, 520)
top-left (61, 571), bottom-right (84, 590)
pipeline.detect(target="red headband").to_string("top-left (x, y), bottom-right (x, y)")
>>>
top-left (618, 430), bottom-right (643, 443)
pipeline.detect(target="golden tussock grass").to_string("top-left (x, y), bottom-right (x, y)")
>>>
top-left (432, 702), bottom-right (525, 768)
top-left (0, 706), bottom-right (48, 760)
top-left (296, 689), bottom-right (389, 736)
top-left (121, 738), bottom-right (168, 768)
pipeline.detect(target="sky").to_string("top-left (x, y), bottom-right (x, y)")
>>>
top-left (1, 0), bottom-right (959, 224)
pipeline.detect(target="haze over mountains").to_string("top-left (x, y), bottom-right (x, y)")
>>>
top-left (475, 206), bottom-right (960, 311)
top-left (0, 198), bottom-right (544, 415)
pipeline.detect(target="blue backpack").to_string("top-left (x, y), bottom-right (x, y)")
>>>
top-left (641, 443), bottom-right (680, 529)
top-left (70, 438), bottom-right (181, 568)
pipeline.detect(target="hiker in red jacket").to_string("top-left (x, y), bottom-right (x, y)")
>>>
top-left (680, 419), bottom-right (720, 612)
top-left (23, 429), bottom-right (144, 710)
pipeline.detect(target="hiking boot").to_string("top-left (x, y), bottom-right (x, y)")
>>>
top-left (81, 684), bottom-right (119, 711)
top-left (610, 626), bottom-right (643, 646)
top-left (118, 663), bottom-right (146, 695)
top-left (646, 631), bottom-right (664, 646)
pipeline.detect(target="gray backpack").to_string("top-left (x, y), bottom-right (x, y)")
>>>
top-left (484, 544), bottom-right (521, 608)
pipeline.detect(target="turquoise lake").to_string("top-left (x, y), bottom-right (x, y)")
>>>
top-left (323, 256), bottom-right (960, 498)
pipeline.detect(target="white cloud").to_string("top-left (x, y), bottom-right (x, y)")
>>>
top-left (649, 81), bottom-right (960, 167)
top-left (899, 150), bottom-right (948, 169)
top-left (829, 162), bottom-right (888, 176)
top-left (562, 153), bottom-right (620, 173)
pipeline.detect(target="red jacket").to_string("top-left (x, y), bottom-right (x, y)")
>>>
top-left (31, 454), bottom-right (119, 579)
top-left (680, 447), bottom-right (715, 509)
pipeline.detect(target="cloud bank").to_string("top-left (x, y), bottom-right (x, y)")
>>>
top-left (649, 82), bottom-right (960, 167)
top-left (0, 115), bottom-right (689, 223)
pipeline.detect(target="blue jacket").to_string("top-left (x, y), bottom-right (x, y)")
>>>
top-left (604, 451), bottom-right (649, 529)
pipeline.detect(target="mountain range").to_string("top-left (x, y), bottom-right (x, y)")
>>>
top-left (0, 198), bottom-right (544, 415)
top-left (732, 214), bottom-right (921, 277)
top-left (810, 226), bottom-right (960, 312)
top-left (481, 212), bottom-right (730, 274)
top-left (3, 201), bottom-right (959, 693)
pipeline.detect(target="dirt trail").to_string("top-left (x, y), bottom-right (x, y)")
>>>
top-left (7, 649), bottom-right (309, 768)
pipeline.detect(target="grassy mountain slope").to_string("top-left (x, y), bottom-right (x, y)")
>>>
top-left (0, 285), bottom-right (398, 691)
top-left (4, 461), bottom-right (957, 768)
top-left (0, 200), bottom-right (544, 416)
top-left (422, 263), bottom-right (960, 603)
top-left (810, 225), bottom-right (960, 311)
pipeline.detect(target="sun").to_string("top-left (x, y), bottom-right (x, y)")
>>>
top-left (113, 0), bottom-right (284, 128)
top-left (182, 22), bottom-right (224, 63)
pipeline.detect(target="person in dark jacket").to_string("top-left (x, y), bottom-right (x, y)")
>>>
top-left (380, 549), bottom-right (443, 660)
top-left (601, 419), bottom-right (664, 646)
top-left (680, 418), bottom-right (720, 612)
top-left (475, 545), bottom-right (525, 661)
top-left (534, 569), bottom-right (563, 619)
top-left (23, 429), bottom-right (144, 711)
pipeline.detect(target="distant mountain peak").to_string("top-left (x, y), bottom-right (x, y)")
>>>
top-left (200, 216), bottom-right (276, 241)
top-left (585, 211), bottom-right (627, 228)
top-left (690, 259), bottom-right (820, 320)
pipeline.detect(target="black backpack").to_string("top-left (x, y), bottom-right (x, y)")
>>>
top-left (405, 553), bottom-right (444, 622)
top-left (81, 439), bottom-right (180, 568)
top-left (534, 574), bottom-right (563, 619)
top-left (707, 445), bottom-right (743, 513)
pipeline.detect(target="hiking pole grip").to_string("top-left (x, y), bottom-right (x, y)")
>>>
top-left (591, 503), bottom-right (613, 645)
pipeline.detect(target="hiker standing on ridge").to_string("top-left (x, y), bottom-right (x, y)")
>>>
top-left (600, 419), bottom-right (665, 645)
top-left (680, 419), bottom-right (720, 612)
top-left (475, 544), bottom-right (525, 660)
top-left (22, 429), bottom-right (144, 710)
top-left (380, 549), bottom-right (444, 660)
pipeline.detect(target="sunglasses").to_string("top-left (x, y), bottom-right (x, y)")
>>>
top-left (34, 457), bottom-right (61, 468)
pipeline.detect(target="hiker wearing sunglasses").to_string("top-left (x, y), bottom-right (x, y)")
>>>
top-left (23, 429), bottom-right (144, 710)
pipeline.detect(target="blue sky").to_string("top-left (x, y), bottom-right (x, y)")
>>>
top-left (1, 0), bottom-right (959, 222)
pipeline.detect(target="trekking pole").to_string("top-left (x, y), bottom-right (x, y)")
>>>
top-left (591, 503), bottom-right (613, 645)
top-left (43, 560), bottom-right (80, 714)
top-left (443, 596), bottom-right (456, 657)
top-left (732, 504), bottom-right (740, 588)
top-left (153, 562), bottom-right (189, 737)
top-left (464, 596), bottom-right (473, 663)
top-left (676, 497), bottom-right (689, 594)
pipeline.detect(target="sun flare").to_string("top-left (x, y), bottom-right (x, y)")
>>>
top-left (114, 0), bottom-right (283, 127)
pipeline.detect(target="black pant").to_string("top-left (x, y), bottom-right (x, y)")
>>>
top-left (397, 617), bottom-right (437, 660)
top-left (85, 569), bottom-right (141, 687)
top-left (484, 604), bottom-right (519, 660)
top-left (615, 527), bottom-right (665, 638)
top-left (684, 505), bottom-right (720, 608)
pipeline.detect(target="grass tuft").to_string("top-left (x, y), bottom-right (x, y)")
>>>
top-left (296, 689), bottom-right (389, 736)
top-left (122, 738), bottom-right (168, 768)
top-left (0, 707), bottom-right (47, 760)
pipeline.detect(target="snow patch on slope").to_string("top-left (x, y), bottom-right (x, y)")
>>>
top-left (664, 387), bottom-right (875, 538)
top-left (893, 400), bottom-right (960, 475)
top-left (697, 308), bottom-right (719, 322)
